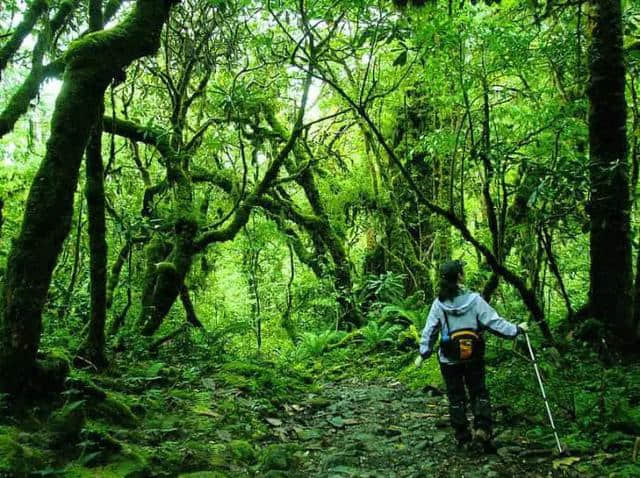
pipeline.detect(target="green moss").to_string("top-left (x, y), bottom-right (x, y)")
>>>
top-left (94, 393), bottom-right (138, 427)
top-left (258, 444), bottom-right (301, 472)
top-left (221, 361), bottom-right (271, 377)
top-left (218, 373), bottom-right (256, 392)
top-left (178, 472), bottom-right (229, 478)
top-left (79, 422), bottom-right (123, 454)
top-left (65, 454), bottom-right (149, 478)
top-left (262, 472), bottom-right (290, 478)
top-left (217, 361), bottom-right (311, 401)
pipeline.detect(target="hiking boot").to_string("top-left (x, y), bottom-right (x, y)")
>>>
top-left (456, 439), bottom-right (473, 452)
top-left (481, 440), bottom-right (497, 454)
top-left (472, 428), bottom-right (491, 443)
top-left (455, 429), bottom-right (472, 449)
top-left (472, 428), bottom-right (497, 454)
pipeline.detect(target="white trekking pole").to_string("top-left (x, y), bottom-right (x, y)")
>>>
top-left (524, 332), bottom-right (563, 453)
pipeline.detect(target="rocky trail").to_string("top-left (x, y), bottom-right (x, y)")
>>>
top-left (1, 357), bottom-right (613, 477)
top-left (266, 377), bottom-right (566, 478)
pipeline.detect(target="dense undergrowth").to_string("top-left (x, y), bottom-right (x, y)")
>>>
top-left (0, 313), bottom-right (639, 477)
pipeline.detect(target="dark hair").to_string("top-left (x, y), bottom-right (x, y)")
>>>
top-left (437, 260), bottom-right (464, 302)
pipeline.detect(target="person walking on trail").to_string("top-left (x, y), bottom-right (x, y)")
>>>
top-left (414, 260), bottom-right (529, 452)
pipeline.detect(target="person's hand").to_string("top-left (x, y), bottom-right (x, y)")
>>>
top-left (414, 355), bottom-right (424, 368)
top-left (518, 322), bottom-right (530, 333)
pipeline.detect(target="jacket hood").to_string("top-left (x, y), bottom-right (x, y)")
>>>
top-left (435, 291), bottom-right (480, 316)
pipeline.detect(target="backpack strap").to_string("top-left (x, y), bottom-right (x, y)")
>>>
top-left (442, 310), bottom-right (451, 334)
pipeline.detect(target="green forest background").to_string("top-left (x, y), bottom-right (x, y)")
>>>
top-left (0, 0), bottom-right (640, 476)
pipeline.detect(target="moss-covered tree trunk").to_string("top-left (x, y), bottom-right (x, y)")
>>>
top-left (587, 0), bottom-right (635, 343)
top-left (78, 115), bottom-right (108, 367)
top-left (140, 218), bottom-right (197, 336)
top-left (0, 0), bottom-right (48, 77)
top-left (137, 236), bottom-right (171, 329)
top-left (266, 111), bottom-right (361, 328)
top-left (78, 0), bottom-right (108, 368)
top-left (0, 0), bottom-right (176, 393)
top-left (295, 167), bottom-right (360, 328)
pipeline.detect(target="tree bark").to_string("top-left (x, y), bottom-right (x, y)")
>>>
top-left (0, 197), bottom-right (4, 239)
top-left (77, 0), bottom-right (108, 368)
top-left (587, 0), bottom-right (635, 342)
top-left (78, 116), bottom-right (108, 367)
top-left (0, 0), bottom-right (176, 394)
top-left (180, 285), bottom-right (203, 328)
top-left (0, 0), bottom-right (48, 77)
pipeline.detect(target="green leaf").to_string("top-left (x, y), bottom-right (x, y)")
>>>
top-left (392, 50), bottom-right (407, 67)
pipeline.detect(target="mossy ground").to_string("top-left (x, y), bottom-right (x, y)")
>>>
top-left (0, 334), bottom-right (638, 477)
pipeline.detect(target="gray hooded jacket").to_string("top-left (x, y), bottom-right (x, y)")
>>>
top-left (419, 291), bottom-right (520, 364)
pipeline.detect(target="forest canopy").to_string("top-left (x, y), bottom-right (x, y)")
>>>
top-left (0, 0), bottom-right (639, 476)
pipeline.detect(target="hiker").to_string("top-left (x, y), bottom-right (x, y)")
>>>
top-left (414, 260), bottom-right (529, 451)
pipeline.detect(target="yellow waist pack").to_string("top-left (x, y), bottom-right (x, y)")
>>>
top-left (440, 311), bottom-right (485, 361)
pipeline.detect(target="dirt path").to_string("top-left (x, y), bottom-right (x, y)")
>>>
top-left (278, 377), bottom-right (565, 478)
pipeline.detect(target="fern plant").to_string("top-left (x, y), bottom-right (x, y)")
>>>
top-left (380, 303), bottom-right (427, 330)
top-left (359, 321), bottom-right (402, 350)
top-left (296, 330), bottom-right (346, 358)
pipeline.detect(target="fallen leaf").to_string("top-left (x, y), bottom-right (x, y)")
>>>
top-left (272, 426), bottom-right (288, 440)
top-left (266, 417), bottom-right (283, 426)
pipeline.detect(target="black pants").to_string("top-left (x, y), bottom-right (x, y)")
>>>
top-left (439, 359), bottom-right (492, 443)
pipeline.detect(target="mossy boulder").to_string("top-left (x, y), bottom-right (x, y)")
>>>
top-left (204, 440), bottom-right (256, 470)
top-left (227, 439), bottom-right (256, 464)
top-left (65, 376), bottom-right (108, 400)
top-left (218, 373), bottom-right (256, 392)
top-left (259, 444), bottom-right (301, 472)
top-left (397, 325), bottom-right (420, 351)
top-left (219, 361), bottom-right (276, 392)
top-left (49, 400), bottom-right (86, 445)
top-left (307, 397), bottom-right (331, 409)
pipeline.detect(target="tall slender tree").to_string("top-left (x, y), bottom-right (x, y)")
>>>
top-left (586, 0), bottom-right (636, 344)
top-left (78, 0), bottom-right (108, 368)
